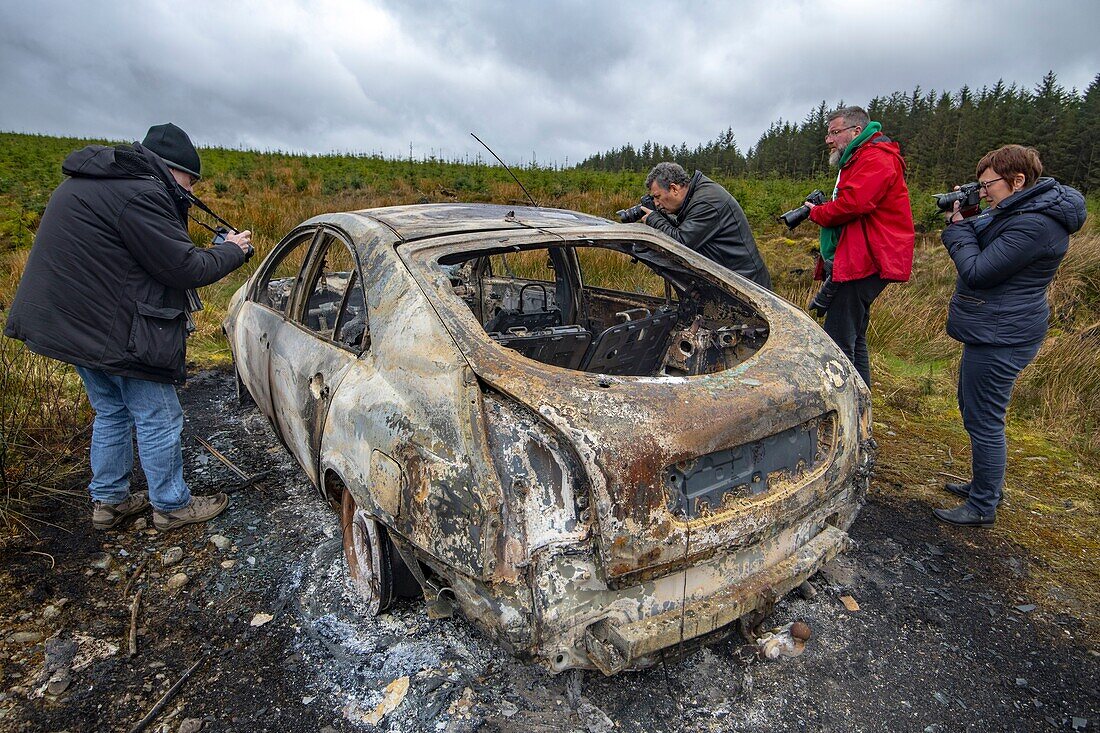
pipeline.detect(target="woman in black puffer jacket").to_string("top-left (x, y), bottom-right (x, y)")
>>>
top-left (935, 145), bottom-right (1086, 528)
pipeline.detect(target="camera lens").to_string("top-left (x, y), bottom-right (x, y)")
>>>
top-left (618, 204), bottom-right (645, 223)
top-left (778, 205), bottom-right (811, 229)
top-left (933, 191), bottom-right (964, 212)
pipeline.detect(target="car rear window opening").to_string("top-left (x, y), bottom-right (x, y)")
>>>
top-left (439, 241), bottom-right (769, 377)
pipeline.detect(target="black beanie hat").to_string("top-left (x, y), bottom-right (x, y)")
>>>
top-left (141, 123), bottom-right (201, 179)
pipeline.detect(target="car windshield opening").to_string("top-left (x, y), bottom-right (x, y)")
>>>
top-left (438, 240), bottom-right (769, 377)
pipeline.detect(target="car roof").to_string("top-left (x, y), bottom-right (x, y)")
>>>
top-left (349, 203), bottom-right (614, 241)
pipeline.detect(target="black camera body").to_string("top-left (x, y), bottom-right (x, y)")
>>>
top-left (778, 190), bottom-right (827, 229)
top-left (617, 194), bottom-right (657, 224)
top-left (212, 226), bottom-right (254, 259)
top-left (933, 182), bottom-right (982, 213)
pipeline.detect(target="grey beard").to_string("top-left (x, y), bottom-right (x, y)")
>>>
top-left (829, 149), bottom-right (841, 167)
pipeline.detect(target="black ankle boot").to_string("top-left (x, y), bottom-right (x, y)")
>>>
top-left (933, 504), bottom-right (995, 528)
top-left (944, 482), bottom-right (970, 500)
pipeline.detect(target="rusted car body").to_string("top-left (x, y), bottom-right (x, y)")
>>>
top-left (224, 203), bottom-right (873, 674)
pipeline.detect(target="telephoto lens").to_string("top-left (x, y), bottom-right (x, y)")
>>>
top-left (617, 194), bottom-right (656, 223)
top-left (933, 182), bottom-right (982, 212)
top-left (778, 190), bottom-right (826, 229)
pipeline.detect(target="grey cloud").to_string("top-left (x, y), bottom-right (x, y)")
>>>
top-left (1, 0), bottom-right (1097, 166)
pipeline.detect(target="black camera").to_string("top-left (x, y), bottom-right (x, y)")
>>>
top-left (778, 190), bottom-right (827, 229)
top-left (617, 194), bottom-right (656, 223)
top-left (933, 182), bottom-right (982, 213)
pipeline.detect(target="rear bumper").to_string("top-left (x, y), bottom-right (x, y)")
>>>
top-left (582, 525), bottom-right (851, 675)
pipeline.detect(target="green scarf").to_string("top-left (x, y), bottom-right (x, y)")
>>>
top-left (819, 121), bottom-right (882, 261)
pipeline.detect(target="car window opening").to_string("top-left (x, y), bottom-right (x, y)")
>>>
top-left (439, 241), bottom-right (769, 377)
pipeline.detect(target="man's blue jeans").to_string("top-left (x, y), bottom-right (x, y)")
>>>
top-left (957, 341), bottom-right (1042, 517)
top-left (75, 367), bottom-right (190, 512)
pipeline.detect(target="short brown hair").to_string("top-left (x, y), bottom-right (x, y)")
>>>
top-left (975, 145), bottom-right (1043, 187)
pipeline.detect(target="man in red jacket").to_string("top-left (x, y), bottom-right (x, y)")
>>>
top-left (806, 106), bottom-right (914, 389)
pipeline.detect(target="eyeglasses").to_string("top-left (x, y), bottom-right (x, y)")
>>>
top-left (826, 125), bottom-right (858, 138)
top-left (978, 177), bottom-right (1004, 190)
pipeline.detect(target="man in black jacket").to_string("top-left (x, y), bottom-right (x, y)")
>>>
top-left (4, 123), bottom-right (252, 532)
top-left (640, 162), bottom-right (771, 288)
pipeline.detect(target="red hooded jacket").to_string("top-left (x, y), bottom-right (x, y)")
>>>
top-left (808, 133), bottom-right (914, 282)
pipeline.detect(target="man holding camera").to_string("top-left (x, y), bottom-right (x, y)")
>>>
top-left (4, 123), bottom-right (253, 533)
top-left (804, 106), bottom-right (914, 389)
top-left (639, 162), bottom-right (772, 288)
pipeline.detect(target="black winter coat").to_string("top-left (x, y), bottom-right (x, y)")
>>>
top-left (942, 177), bottom-right (1086, 346)
top-left (645, 171), bottom-right (772, 288)
top-left (4, 143), bottom-right (247, 384)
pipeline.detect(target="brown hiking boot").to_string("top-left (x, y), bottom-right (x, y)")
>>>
top-left (153, 493), bottom-right (230, 532)
top-left (92, 492), bottom-right (150, 530)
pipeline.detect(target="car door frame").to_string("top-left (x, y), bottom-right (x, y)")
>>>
top-left (266, 224), bottom-right (368, 486)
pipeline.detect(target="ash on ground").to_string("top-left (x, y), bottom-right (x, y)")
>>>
top-left (0, 370), bottom-right (1095, 733)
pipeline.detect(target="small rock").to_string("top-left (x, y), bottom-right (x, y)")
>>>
top-left (1016, 678), bottom-right (1028, 687)
top-left (44, 637), bottom-right (77, 671)
top-left (88, 552), bottom-right (112, 571)
top-left (220, 560), bottom-right (236, 570)
top-left (162, 547), bottom-right (184, 566)
top-left (9, 631), bottom-right (42, 644)
top-left (166, 573), bottom-right (189, 591)
top-left (1071, 718), bottom-right (1087, 731)
top-left (250, 613), bottom-right (273, 627)
top-left (46, 669), bottom-right (71, 696)
top-left (1014, 604), bottom-right (1036, 613)
top-left (246, 556), bottom-right (256, 566)
top-left (178, 718), bottom-right (204, 733)
top-left (132, 518), bottom-right (148, 530)
top-left (42, 605), bottom-right (61, 621)
top-left (208, 535), bottom-right (231, 551)
top-left (106, 571), bottom-right (123, 583)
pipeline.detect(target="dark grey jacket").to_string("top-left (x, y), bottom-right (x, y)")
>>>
top-left (942, 177), bottom-right (1086, 346)
top-left (4, 143), bottom-right (248, 384)
top-left (645, 171), bottom-right (771, 288)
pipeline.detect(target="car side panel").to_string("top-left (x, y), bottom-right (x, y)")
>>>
top-left (268, 321), bottom-right (359, 486)
top-left (227, 298), bottom-right (278, 424)
top-left (318, 219), bottom-right (501, 581)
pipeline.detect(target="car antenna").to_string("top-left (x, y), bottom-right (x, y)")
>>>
top-left (470, 132), bottom-right (539, 208)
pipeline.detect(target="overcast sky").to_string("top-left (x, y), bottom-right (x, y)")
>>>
top-left (1, 0), bottom-right (1097, 166)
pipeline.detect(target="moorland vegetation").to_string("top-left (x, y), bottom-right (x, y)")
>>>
top-left (1, 101), bottom-right (1097, 623)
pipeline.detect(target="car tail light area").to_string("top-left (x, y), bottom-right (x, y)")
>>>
top-left (664, 412), bottom-right (837, 519)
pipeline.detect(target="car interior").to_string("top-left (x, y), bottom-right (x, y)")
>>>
top-left (438, 241), bottom-right (770, 377)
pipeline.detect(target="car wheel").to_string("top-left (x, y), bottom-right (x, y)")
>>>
top-left (340, 490), bottom-right (396, 614)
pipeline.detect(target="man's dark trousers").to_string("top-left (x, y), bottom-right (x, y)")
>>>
top-left (822, 275), bottom-right (888, 388)
top-left (957, 341), bottom-right (1042, 516)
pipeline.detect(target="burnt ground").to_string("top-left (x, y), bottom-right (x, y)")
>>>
top-left (0, 369), bottom-right (1096, 733)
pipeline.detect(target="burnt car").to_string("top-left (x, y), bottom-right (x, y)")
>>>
top-left (224, 203), bottom-right (873, 674)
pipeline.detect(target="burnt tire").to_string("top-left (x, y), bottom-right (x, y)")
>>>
top-left (340, 490), bottom-right (420, 612)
